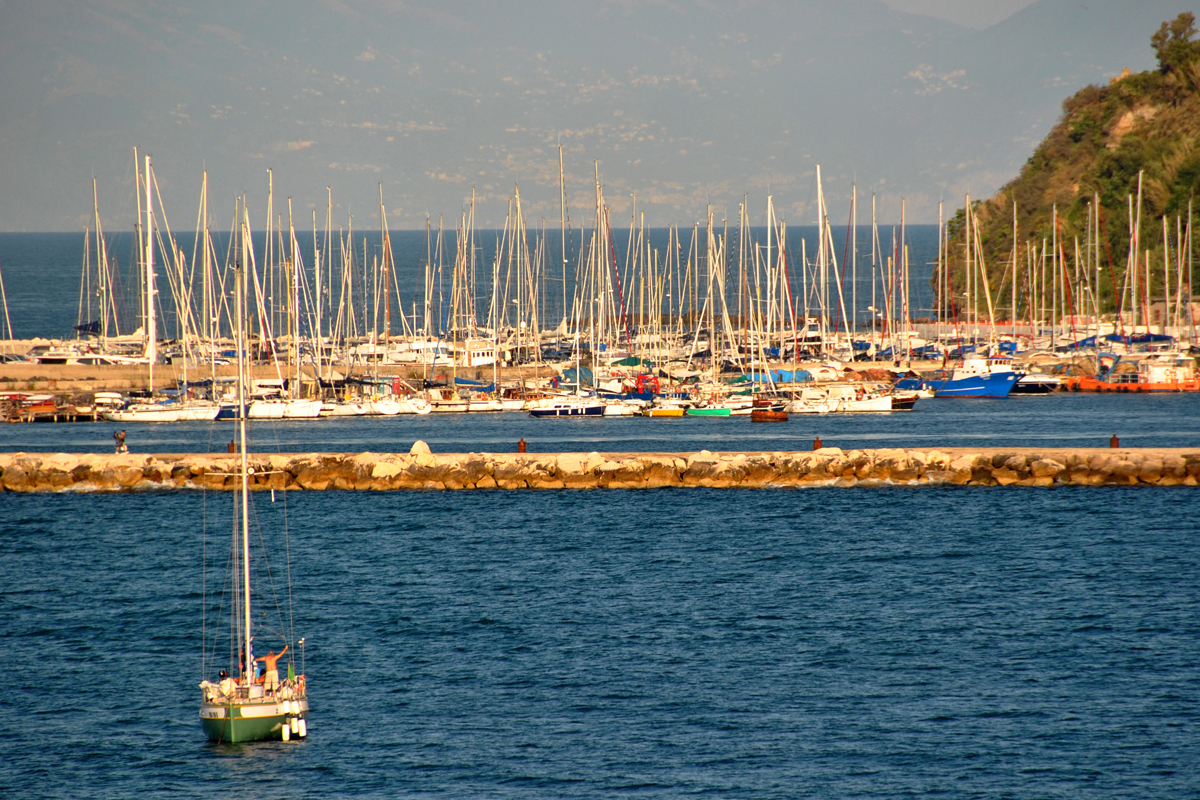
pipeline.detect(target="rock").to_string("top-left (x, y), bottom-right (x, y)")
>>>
top-left (949, 455), bottom-right (976, 472)
top-left (409, 440), bottom-right (432, 455)
top-left (115, 467), bottom-right (143, 487)
top-left (644, 461), bottom-right (682, 488)
top-left (556, 452), bottom-right (588, 475)
top-left (1003, 454), bottom-right (1028, 472)
top-left (293, 465), bottom-right (331, 490)
top-left (2, 464), bottom-right (31, 491)
top-left (612, 460), bottom-right (646, 485)
top-left (528, 475), bottom-right (566, 489)
top-left (1163, 455), bottom-right (1186, 477)
top-left (1138, 457), bottom-right (1164, 484)
top-left (372, 460), bottom-right (405, 480)
top-left (991, 467), bottom-right (1020, 486)
top-left (924, 451), bottom-right (950, 469)
top-left (583, 452), bottom-right (605, 473)
top-left (1029, 458), bottom-right (1066, 480)
top-left (1111, 460), bottom-right (1140, 478)
top-left (458, 457), bottom-right (493, 484)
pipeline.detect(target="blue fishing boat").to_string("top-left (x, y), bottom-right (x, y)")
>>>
top-left (896, 354), bottom-right (1019, 398)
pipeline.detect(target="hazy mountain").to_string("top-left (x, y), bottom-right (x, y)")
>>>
top-left (0, 0), bottom-right (1196, 231)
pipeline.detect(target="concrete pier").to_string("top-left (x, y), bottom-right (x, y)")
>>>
top-left (2, 446), bottom-right (1198, 491)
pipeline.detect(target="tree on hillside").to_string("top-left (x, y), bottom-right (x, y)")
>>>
top-left (1151, 12), bottom-right (1200, 73)
top-left (941, 14), bottom-right (1200, 319)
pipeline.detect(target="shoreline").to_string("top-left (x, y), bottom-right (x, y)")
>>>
top-left (2, 446), bottom-right (1197, 491)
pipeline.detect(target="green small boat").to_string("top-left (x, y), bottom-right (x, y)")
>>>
top-left (686, 407), bottom-right (732, 416)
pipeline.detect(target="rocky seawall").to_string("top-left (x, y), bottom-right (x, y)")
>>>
top-left (2, 445), bottom-right (1198, 492)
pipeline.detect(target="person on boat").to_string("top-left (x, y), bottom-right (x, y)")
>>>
top-left (256, 645), bottom-right (288, 693)
top-left (113, 429), bottom-right (127, 453)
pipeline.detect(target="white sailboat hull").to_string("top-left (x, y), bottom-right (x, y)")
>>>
top-left (103, 402), bottom-right (221, 422)
top-left (248, 399), bottom-right (322, 419)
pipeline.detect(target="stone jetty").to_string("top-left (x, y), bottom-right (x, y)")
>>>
top-left (2, 444), bottom-right (1198, 492)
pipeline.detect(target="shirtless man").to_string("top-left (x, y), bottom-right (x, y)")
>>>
top-left (256, 645), bottom-right (288, 693)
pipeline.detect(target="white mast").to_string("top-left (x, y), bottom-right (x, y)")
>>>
top-left (235, 244), bottom-right (253, 683)
top-left (559, 144), bottom-right (568, 332)
top-left (851, 183), bottom-right (857, 338)
top-left (145, 155), bottom-right (157, 391)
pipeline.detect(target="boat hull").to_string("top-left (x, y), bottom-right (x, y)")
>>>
top-left (1066, 377), bottom-right (1200, 392)
top-left (686, 408), bottom-right (732, 417)
top-left (103, 403), bottom-right (220, 422)
top-left (200, 699), bottom-right (308, 743)
top-left (529, 404), bottom-right (604, 417)
top-left (930, 372), bottom-right (1018, 398)
top-left (1011, 375), bottom-right (1061, 395)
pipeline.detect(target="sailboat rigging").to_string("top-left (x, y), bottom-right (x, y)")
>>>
top-left (198, 260), bottom-right (309, 744)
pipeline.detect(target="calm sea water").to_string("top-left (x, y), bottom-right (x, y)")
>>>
top-left (1, 486), bottom-right (1198, 798)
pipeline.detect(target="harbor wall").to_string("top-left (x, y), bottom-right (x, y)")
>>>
top-left (2, 446), bottom-right (1198, 491)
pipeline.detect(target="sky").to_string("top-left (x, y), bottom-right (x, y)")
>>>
top-left (0, 0), bottom-right (1196, 232)
top-left (879, 0), bottom-right (1038, 29)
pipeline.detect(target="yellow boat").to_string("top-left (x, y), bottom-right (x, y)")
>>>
top-left (643, 406), bottom-right (686, 417)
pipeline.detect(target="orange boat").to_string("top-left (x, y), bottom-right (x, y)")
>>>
top-left (1064, 353), bottom-right (1200, 393)
top-left (751, 396), bottom-right (789, 422)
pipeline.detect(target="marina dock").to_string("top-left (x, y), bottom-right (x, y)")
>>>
top-left (2, 446), bottom-right (1198, 491)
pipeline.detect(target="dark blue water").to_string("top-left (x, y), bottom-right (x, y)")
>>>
top-left (2, 487), bottom-right (1198, 798)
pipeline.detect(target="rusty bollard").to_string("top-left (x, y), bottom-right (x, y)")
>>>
top-left (813, 436), bottom-right (822, 451)
top-left (1110, 434), bottom-right (1119, 449)
top-left (517, 437), bottom-right (527, 453)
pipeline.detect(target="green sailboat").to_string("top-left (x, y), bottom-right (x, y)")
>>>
top-left (198, 257), bottom-right (309, 743)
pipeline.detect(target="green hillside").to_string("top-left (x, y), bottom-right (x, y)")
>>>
top-left (946, 12), bottom-right (1200, 315)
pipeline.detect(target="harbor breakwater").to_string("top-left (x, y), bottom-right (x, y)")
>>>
top-left (2, 445), bottom-right (1199, 491)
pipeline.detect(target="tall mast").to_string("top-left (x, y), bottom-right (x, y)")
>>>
top-left (235, 244), bottom-right (252, 682)
top-left (1051, 204), bottom-right (1058, 349)
top-left (313, 209), bottom-right (322, 382)
top-left (851, 183), bottom-right (857, 337)
top-left (1185, 199), bottom-right (1195, 345)
top-left (379, 184), bottom-right (391, 347)
top-left (288, 197), bottom-right (299, 400)
top-left (871, 193), bottom-right (877, 356)
top-left (145, 155), bottom-right (156, 391)
top-left (559, 144), bottom-right (568, 332)
top-left (1012, 200), bottom-right (1018, 337)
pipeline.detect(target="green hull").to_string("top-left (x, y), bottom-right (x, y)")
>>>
top-left (201, 707), bottom-right (305, 743)
top-left (686, 408), bottom-right (731, 416)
